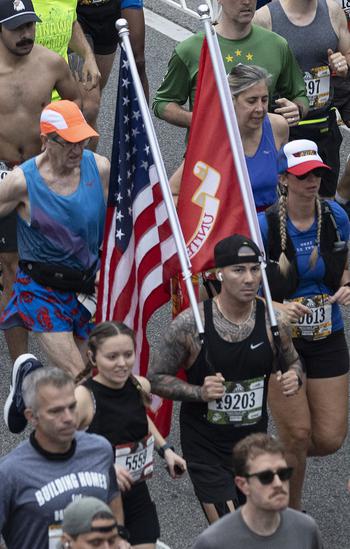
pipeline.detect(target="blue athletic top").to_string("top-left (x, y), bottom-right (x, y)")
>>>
top-left (17, 150), bottom-right (106, 272)
top-left (121, 0), bottom-right (143, 8)
top-left (246, 116), bottom-right (279, 209)
top-left (258, 201), bottom-right (350, 331)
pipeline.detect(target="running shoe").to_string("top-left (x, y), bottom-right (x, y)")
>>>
top-left (4, 353), bottom-right (44, 433)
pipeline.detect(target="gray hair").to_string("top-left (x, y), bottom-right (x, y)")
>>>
top-left (22, 366), bottom-right (74, 412)
top-left (228, 64), bottom-right (271, 97)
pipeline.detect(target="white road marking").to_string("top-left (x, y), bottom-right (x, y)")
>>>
top-left (144, 8), bottom-right (193, 42)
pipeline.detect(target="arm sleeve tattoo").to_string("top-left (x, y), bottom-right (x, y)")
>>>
top-left (148, 308), bottom-right (205, 402)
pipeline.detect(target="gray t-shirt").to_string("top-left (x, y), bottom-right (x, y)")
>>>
top-left (0, 431), bottom-right (119, 549)
top-left (192, 508), bottom-right (324, 549)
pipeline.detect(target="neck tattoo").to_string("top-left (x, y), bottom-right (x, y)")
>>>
top-left (214, 298), bottom-right (256, 342)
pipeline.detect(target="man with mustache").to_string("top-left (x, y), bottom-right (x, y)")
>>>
top-left (192, 433), bottom-right (324, 548)
top-left (0, 0), bottom-right (80, 363)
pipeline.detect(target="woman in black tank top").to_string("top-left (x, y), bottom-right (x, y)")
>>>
top-left (75, 321), bottom-right (186, 548)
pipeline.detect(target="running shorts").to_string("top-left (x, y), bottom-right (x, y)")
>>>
top-left (122, 481), bottom-right (160, 545)
top-left (0, 270), bottom-right (92, 339)
top-left (77, 0), bottom-right (122, 55)
top-left (293, 329), bottom-right (349, 379)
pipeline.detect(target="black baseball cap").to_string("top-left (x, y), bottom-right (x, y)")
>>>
top-left (214, 234), bottom-right (262, 267)
top-left (0, 0), bottom-right (41, 30)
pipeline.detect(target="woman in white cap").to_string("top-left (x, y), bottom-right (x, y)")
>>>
top-left (75, 321), bottom-right (187, 549)
top-left (258, 138), bottom-right (350, 510)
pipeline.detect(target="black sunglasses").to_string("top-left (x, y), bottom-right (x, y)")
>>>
top-left (244, 466), bottom-right (293, 485)
top-left (294, 168), bottom-right (325, 180)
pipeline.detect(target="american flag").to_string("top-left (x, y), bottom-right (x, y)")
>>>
top-left (97, 47), bottom-right (177, 391)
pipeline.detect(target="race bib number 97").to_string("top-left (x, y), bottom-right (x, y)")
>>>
top-left (115, 433), bottom-right (154, 484)
top-left (304, 66), bottom-right (330, 109)
top-left (207, 377), bottom-right (265, 426)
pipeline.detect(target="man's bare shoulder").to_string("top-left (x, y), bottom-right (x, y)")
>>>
top-left (253, 5), bottom-right (272, 29)
top-left (3, 166), bottom-right (27, 190)
top-left (93, 153), bottom-right (110, 174)
top-left (31, 44), bottom-right (70, 69)
top-left (327, 0), bottom-right (348, 33)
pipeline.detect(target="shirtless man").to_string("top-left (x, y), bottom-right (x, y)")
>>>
top-left (0, 0), bottom-right (80, 361)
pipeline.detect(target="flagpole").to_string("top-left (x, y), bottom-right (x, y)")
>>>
top-left (198, 5), bottom-right (281, 341)
top-left (116, 19), bottom-right (205, 338)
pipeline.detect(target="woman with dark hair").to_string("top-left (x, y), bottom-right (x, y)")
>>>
top-left (258, 138), bottom-right (350, 509)
top-left (75, 321), bottom-right (186, 549)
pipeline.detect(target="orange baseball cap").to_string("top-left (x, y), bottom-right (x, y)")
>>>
top-left (40, 100), bottom-right (99, 143)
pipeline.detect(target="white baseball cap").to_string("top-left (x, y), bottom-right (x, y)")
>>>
top-left (277, 139), bottom-right (331, 176)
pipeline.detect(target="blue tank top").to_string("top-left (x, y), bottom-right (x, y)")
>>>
top-left (17, 150), bottom-right (106, 272)
top-left (246, 116), bottom-right (279, 209)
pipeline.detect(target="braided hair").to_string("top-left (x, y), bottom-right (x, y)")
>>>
top-left (75, 321), bottom-right (152, 408)
top-left (277, 188), bottom-right (322, 275)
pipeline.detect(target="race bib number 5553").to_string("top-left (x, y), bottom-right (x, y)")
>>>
top-left (115, 433), bottom-right (154, 484)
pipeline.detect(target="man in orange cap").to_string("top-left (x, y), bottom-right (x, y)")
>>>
top-left (0, 0), bottom-right (81, 363)
top-left (0, 100), bottom-right (109, 434)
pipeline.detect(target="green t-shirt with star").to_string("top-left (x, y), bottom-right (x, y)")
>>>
top-left (153, 25), bottom-right (308, 119)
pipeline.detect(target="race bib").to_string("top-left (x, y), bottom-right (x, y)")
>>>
top-left (115, 433), bottom-right (154, 484)
top-left (207, 377), bottom-right (265, 426)
top-left (304, 66), bottom-right (330, 109)
top-left (48, 524), bottom-right (62, 549)
top-left (335, 0), bottom-right (350, 18)
top-left (77, 291), bottom-right (97, 318)
top-left (285, 294), bottom-right (332, 340)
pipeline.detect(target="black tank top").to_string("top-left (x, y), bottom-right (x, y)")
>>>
top-left (180, 299), bottom-right (274, 458)
top-left (85, 377), bottom-right (148, 445)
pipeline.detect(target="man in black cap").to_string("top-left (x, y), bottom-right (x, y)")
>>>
top-left (149, 234), bottom-right (302, 524)
top-left (0, 0), bottom-right (80, 363)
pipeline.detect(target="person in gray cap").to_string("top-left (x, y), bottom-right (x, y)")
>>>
top-left (0, 0), bottom-right (80, 364)
top-left (60, 497), bottom-right (120, 548)
top-left (149, 234), bottom-right (302, 525)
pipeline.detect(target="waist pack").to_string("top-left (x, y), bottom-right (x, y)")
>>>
top-left (19, 260), bottom-right (96, 294)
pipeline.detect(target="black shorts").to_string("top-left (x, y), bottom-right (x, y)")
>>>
top-left (186, 460), bottom-right (239, 505)
top-left (290, 108), bottom-right (342, 197)
top-left (0, 211), bottom-right (17, 253)
top-left (122, 481), bottom-right (160, 545)
top-left (77, 0), bottom-right (121, 55)
top-left (293, 329), bottom-right (349, 379)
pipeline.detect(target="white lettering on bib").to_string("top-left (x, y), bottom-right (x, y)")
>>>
top-left (304, 66), bottom-right (330, 109)
top-left (285, 294), bottom-right (332, 340)
top-left (115, 433), bottom-right (154, 483)
top-left (207, 377), bottom-right (265, 426)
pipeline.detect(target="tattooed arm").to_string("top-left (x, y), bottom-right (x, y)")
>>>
top-left (148, 306), bottom-right (206, 401)
top-left (266, 308), bottom-right (303, 395)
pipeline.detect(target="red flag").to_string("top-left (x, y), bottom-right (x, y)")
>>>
top-left (96, 48), bottom-right (178, 436)
top-left (177, 38), bottom-right (250, 274)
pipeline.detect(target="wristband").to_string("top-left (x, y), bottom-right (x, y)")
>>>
top-left (117, 525), bottom-right (130, 541)
top-left (157, 443), bottom-right (174, 459)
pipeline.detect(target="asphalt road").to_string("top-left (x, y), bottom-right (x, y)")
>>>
top-left (1, 3), bottom-right (350, 548)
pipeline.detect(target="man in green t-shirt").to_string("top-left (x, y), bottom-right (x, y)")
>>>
top-left (153, 0), bottom-right (308, 132)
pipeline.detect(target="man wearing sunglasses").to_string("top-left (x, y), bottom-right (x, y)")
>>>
top-left (0, 100), bottom-right (110, 433)
top-left (192, 433), bottom-right (324, 548)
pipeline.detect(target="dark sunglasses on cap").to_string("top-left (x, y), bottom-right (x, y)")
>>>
top-left (244, 466), bottom-right (293, 485)
top-left (294, 168), bottom-right (325, 180)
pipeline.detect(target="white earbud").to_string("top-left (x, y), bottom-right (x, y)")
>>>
top-left (217, 272), bottom-right (223, 282)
